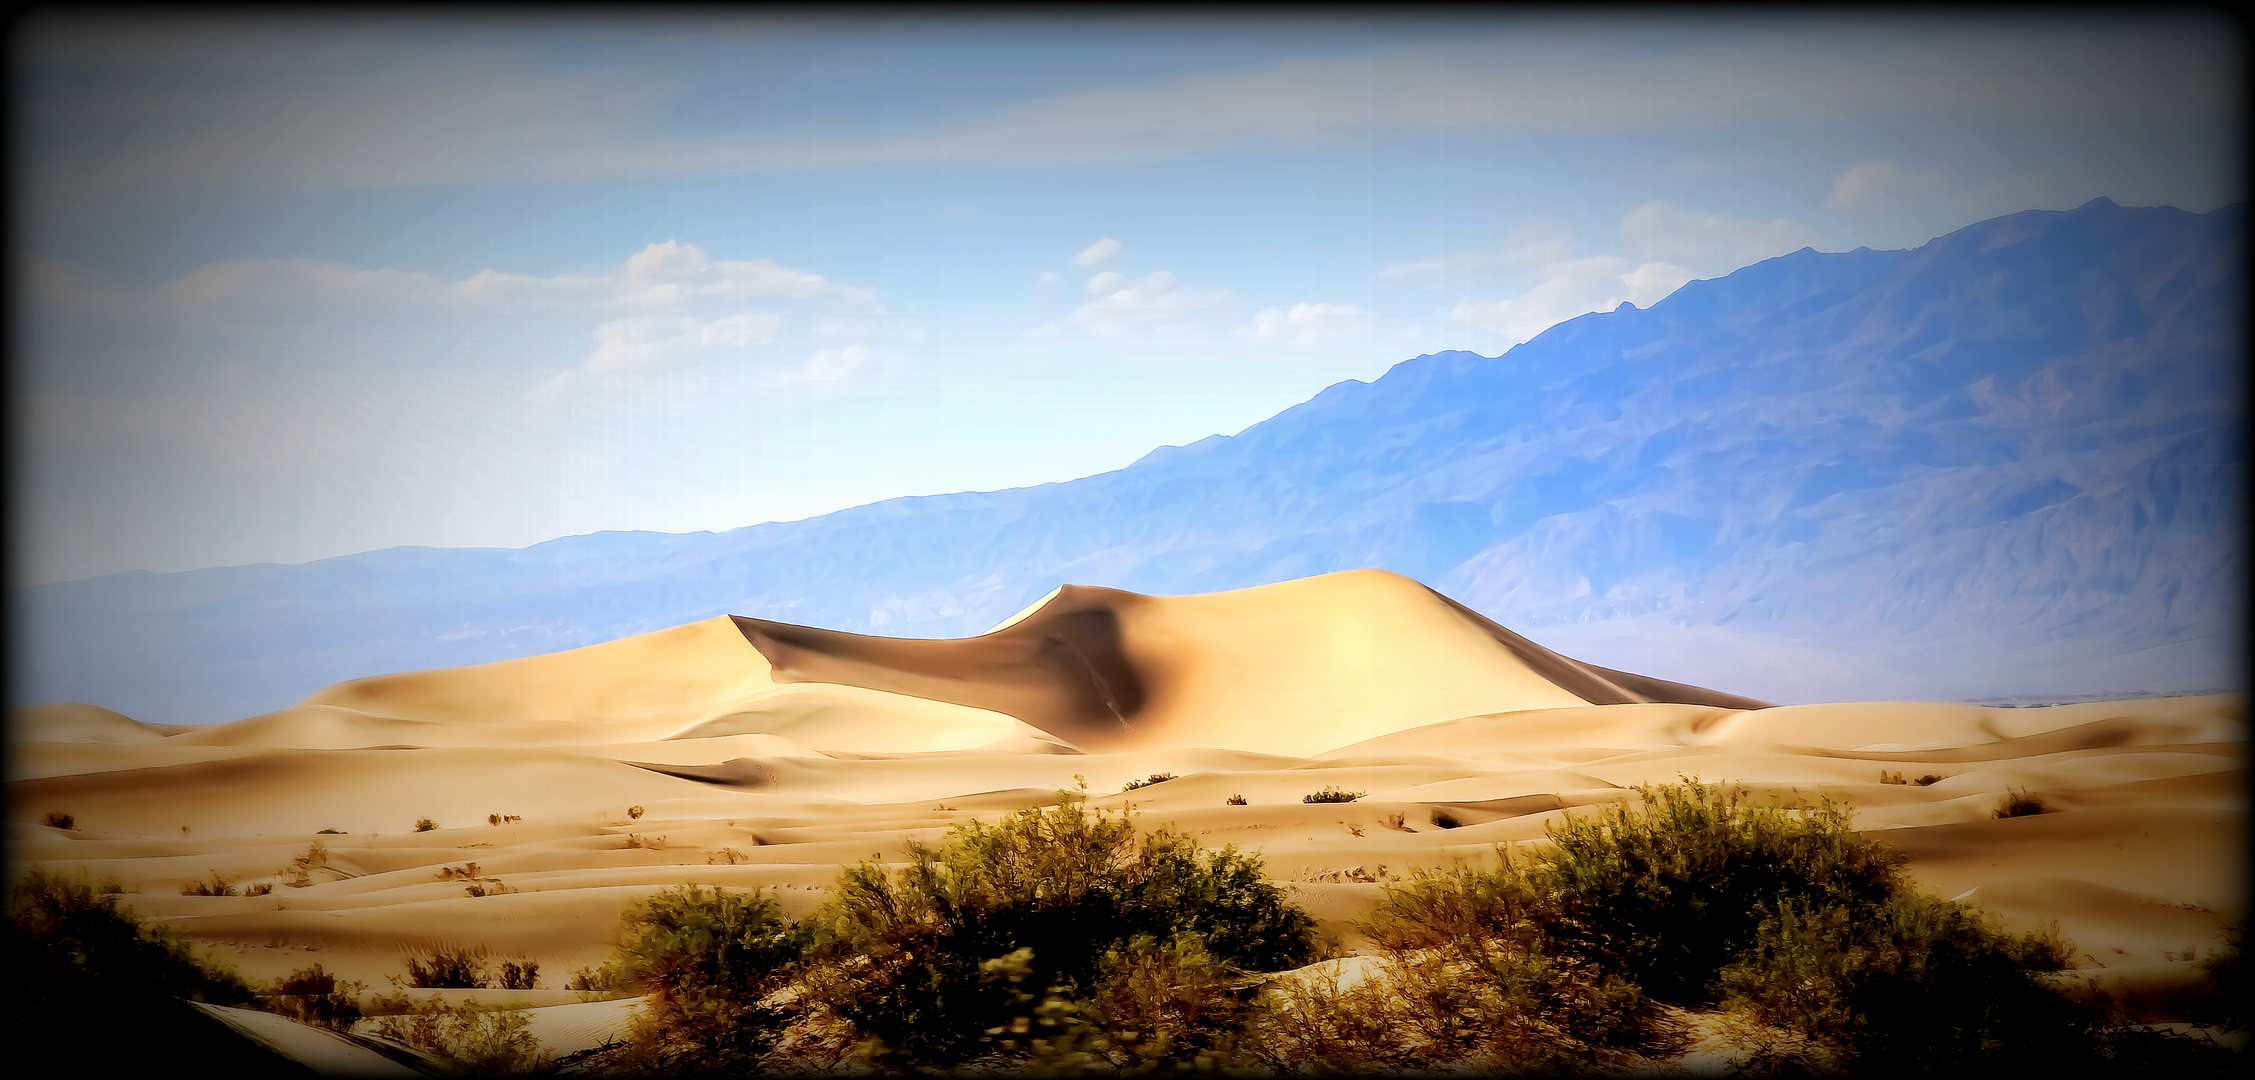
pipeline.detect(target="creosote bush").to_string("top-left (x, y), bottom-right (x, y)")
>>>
top-left (794, 784), bottom-right (1316, 1069)
top-left (181, 870), bottom-right (239, 897)
top-left (600, 885), bottom-right (804, 1075)
top-left (8, 868), bottom-right (258, 1054)
top-left (402, 947), bottom-right (490, 989)
top-left (266, 963), bottom-right (365, 1031)
top-left (366, 995), bottom-right (551, 1075)
top-left (1995, 787), bottom-right (2050, 818)
top-left (1252, 780), bottom-right (2233, 1077)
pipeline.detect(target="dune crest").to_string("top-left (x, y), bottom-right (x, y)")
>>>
top-left (735, 570), bottom-right (1767, 757)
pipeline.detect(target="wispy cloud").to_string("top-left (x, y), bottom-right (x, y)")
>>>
top-left (1073, 238), bottom-right (1122, 267)
top-left (1245, 302), bottom-right (1373, 348)
top-left (21, 17), bottom-right (2232, 195)
top-left (1066, 270), bottom-right (1229, 336)
top-left (1446, 255), bottom-right (1689, 346)
top-left (1616, 200), bottom-right (1825, 270)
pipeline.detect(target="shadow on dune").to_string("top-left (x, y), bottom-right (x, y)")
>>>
top-left (733, 585), bottom-right (1148, 750)
top-left (732, 580), bottom-right (1769, 750)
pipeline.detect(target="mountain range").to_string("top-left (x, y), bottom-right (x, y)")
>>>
top-left (13, 197), bottom-right (2243, 724)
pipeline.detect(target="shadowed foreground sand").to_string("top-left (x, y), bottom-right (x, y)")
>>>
top-left (8, 570), bottom-right (2244, 1064)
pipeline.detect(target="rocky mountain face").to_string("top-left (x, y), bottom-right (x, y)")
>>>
top-left (16, 198), bottom-right (2242, 723)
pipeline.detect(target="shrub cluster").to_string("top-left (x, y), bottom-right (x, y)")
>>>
top-left (265, 963), bottom-right (365, 1031)
top-left (1303, 786), bottom-right (1364, 804)
top-left (7, 869), bottom-right (259, 1057)
top-left (794, 787), bottom-right (1318, 1069)
top-left (397, 947), bottom-right (534, 990)
top-left (1255, 781), bottom-right (2238, 1076)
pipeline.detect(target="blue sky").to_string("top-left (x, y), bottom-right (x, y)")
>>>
top-left (10, 11), bottom-right (2242, 586)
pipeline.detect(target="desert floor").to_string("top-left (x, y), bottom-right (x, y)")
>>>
top-left (9, 572), bottom-right (2245, 1063)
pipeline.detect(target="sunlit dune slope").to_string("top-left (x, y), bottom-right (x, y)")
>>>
top-left (736, 569), bottom-right (1767, 756)
top-left (100, 570), bottom-right (1762, 758)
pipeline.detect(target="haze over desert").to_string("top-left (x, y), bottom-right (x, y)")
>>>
top-left (10, 570), bottom-right (2244, 1070)
top-left (10, 11), bottom-right (2243, 1076)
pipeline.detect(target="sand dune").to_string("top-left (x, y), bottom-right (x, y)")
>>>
top-left (6, 570), bottom-right (2242, 1065)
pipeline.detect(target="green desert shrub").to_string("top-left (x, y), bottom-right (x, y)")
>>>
top-left (402, 947), bottom-right (489, 989)
top-left (367, 996), bottom-right (550, 1075)
top-left (265, 963), bottom-right (366, 1031)
top-left (600, 885), bottom-right (805, 1075)
top-left (8, 868), bottom-right (258, 1049)
top-left (1534, 782), bottom-right (1908, 1004)
top-left (1250, 780), bottom-right (2208, 1077)
top-left (798, 786), bottom-right (1316, 1068)
top-left (1253, 855), bottom-right (1670, 1074)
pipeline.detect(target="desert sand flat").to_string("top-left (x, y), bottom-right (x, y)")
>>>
top-left (8, 571), bottom-right (2243, 1061)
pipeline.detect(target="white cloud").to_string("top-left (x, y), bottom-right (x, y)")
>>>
top-left (1447, 255), bottom-right (1690, 346)
top-left (1828, 161), bottom-right (1947, 215)
top-left (1066, 270), bottom-right (1227, 336)
top-left (582, 311), bottom-right (781, 374)
top-left (774, 344), bottom-right (871, 386)
top-left (1086, 270), bottom-right (1125, 295)
top-left (620, 240), bottom-right (864, 306)
top-left (1073, 238), bottom-right (1122, 267)
top-left (1247, 302), bottom-right (1373, 348)
top-left (25, 20), bottom-right (2226, 194)
top-left (1617, 200), bottom-right (1827, 271)
top-left (1378, 227), bottom-right (1576, 281)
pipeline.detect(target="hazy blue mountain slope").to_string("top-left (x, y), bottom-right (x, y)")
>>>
top-left (14, 198), bottom-right (2241, 723)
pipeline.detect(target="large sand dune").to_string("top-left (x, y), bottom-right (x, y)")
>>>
top-left (7, 570), bottom-right (2243, 1065)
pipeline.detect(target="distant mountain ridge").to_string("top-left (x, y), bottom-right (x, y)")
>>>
top-left (14, 197), bottom-right (2243, 724)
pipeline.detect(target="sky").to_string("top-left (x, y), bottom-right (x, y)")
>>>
top-left (9, 10), bottom-right (2243, 587)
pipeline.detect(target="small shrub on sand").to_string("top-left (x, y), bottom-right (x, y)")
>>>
top-left (496, 958), bottom-right (539, 991)
top-left (317, 828), bottom-right (345, 834)
top-left (414, 817), bottom-right (439, 832)
top-left (265, 963), bottom-right (365, 1031)
top-left (1879, 770), bottom-right (1907, 785)
top-left (1122, 772), bottom-right (1177, 791)
top-left (1303, 786), bottom-right (1365, 804)
top-left (1913, 774), bottom-right (1945, 786)
top-left (1226, 793), bottom-right (1248, 806)
top-left (627, 805), bottom-right (646, 820)
top-left (401, 947), bottom-right (489, 989)
top-left (1995, 787), bottom-right (2049, 818)
top-left (41, 811), bottom-right (73, 830)
top-left (181, 870), bottom-right (239, 897)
